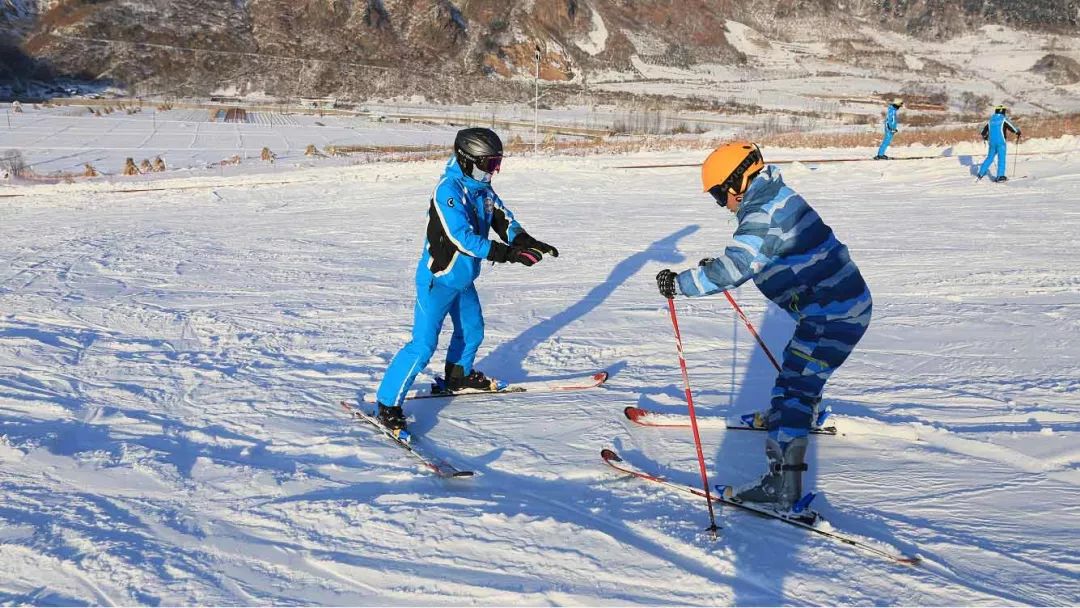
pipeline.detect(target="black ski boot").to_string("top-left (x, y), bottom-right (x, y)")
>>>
top-left (994, 175), bottom-right (1009, 183)
top-left (444, 363), bottom-right (498, 392)
top-left (376, 403), bottom-right (407, 435)
top-left (873, 154), bottom-right (889, 160)
top-left (726, 436), bottom-right (811, 517)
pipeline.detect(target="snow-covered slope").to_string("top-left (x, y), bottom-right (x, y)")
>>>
top-left (1, 140), bottom-right (1078, 603)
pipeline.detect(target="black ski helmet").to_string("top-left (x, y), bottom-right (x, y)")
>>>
top-left (454, 127), bottom-right (503, 178)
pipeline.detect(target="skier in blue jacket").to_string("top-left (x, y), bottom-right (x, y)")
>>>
top-left (977, 105), bottom-right (1022, 182)
top-left (374, 128), bottom-right (557, 435)
top-left (874, 98), bottom-right (903, 160)
top-left (656, 142), bottom-right (872, 514)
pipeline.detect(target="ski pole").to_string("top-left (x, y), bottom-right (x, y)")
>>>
top-left (1012, 135), bottom-right (1019, 178)
top-left (665, 297), bottom-right (720, 538)
top-left (722, 290), bottom-right (782, 374)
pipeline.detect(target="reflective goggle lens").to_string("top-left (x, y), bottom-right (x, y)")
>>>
top-left (473, 155), bottom-right (502, 174)
top-left (708, 184), bottom-right (728, 203)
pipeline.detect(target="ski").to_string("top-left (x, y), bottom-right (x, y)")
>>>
top-left (340, 400), bottom-right (474, 478)
top-left (723, 410), bottom-right (838, 435)
top-left (363, 370), bottom-right (608, 403)
top-left (623, 406), bottom-right (838, 435)
top-left (600, 448), bottom-right (919, 565)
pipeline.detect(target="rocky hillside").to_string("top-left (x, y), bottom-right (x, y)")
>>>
top-left (3, 0), bottom-right (1079, 101)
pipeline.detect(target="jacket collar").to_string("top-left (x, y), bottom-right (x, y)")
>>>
top-left (737, 164), bottom-right (784, 219)
top-left (445, 156), bottom-right (492, 190)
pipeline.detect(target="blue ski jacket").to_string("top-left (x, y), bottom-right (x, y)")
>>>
top-left (676, 166), bottom-right (868, 319)
top-left (980, 113), bottom-right (1021, 146)
top-left (884, 105), bottom-right (899, 133)
top-left (418, 156), bottom-right (524, 290)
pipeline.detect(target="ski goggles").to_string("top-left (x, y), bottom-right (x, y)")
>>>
top-left (465, 153), bottom-right (503, 175)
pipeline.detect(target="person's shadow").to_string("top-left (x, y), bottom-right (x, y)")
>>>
top-left (709, 298), bottom-right (810, 604)
top-left (942, 145), bottom-right (981, 176)
top-left (409, 225), bottom-right (700, 437)
top-left (478, 224), bottom-right (699, 381)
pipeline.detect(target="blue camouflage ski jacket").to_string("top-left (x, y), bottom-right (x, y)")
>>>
top-left (418, 156), bottom-right (524, 290)
top-left (676, 165), bottom-right (868, 319)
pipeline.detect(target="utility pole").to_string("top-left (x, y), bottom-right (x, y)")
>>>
top-left (534, 45), bottom-right (540, 155)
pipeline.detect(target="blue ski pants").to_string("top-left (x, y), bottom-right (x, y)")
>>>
top-left (768, 289), bottom-right (872, 445)
top-left (978, 143), bottom-right (1008, 179)
top-left (376, 278), bottom-right (485, 406)
top-left (877, 129), bottom-right (895, 157)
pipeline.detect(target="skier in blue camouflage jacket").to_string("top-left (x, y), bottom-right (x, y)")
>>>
top-left (656, 141), bottom-right (872, 512)
top-left (373, 128), bottom-right (557, 435)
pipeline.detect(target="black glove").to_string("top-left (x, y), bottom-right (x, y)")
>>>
top-left (1016, 132), bottom-right (1023, 142)
top-left (889, 128), bottom-right (897, 134)
top-left (982, 134), bottom-right (988, 142)
top-left (487, 242), bottom-right (543, 266)
top-left (513, 232), bottom-right (558, 258)
top-left (656, 269), bottom-right (678, 299)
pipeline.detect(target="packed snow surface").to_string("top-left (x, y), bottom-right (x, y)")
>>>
top-left (1, 135), bottom-right (1078, 604)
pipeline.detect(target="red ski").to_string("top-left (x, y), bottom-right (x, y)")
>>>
top-left (624, 406), bottom-right (838, 435)
top-left (600, 448), bottom-right (919, 565)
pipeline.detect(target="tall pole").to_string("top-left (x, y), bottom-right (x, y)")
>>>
top-left (534, 45), bottom-right (540, 155)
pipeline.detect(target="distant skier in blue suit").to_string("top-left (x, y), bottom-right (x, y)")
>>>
top-left (874, 98), bottom-right (903, 160)
top-left (373, 128), bottom-right (558, 436)
top-left (977, 105), bottom-right (1022, 183)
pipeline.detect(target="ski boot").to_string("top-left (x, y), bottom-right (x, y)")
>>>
top-left (376, 403), bottom-right (409, 441)
top-left (873, 154), bottom-right (889, 160)
top-left (443, 363), bottom-right (500, 393)
top-left (725, 436), bottom-right (816, 522)
top-left (739, 410), bottom-right (769, 430)
top-left (993, 175), bottom-right (1008, 183)
top-left (810, 401), bottom-right (835, 433)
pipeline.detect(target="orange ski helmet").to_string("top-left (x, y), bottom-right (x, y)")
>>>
top-left (701, 141), bottom-right (765, 202)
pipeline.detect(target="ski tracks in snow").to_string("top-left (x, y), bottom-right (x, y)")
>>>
top-left (1, 151), bottom-right (1078, 603)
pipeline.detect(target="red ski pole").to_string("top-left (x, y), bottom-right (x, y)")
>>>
top-left (722, 290), bottom-right (782, 374)
top-left (665, 297), bottom-right (720, 537)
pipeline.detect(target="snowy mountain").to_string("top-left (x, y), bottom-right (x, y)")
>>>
top-left (2, 0), bottom-right (1079, 104)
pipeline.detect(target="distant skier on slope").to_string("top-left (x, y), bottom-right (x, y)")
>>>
top-left (874, 98), bottom-right (903, 160)
top-left (373, 128), bottom-right (558, 435)
top-left (977, 105), bottom-right (1022, 183)
top-left (655, 141), bottom-right (872, 512)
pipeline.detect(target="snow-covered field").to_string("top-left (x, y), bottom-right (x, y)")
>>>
top-left (0, 104), bottom-right (464, 177)
top-left (0, 102), bottom-right (741, 179)
top-left (1, 128), bottom-right (1078, 604)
